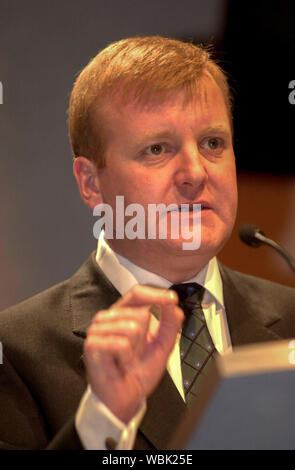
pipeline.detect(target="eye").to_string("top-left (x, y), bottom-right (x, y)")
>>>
top-left (146, 144), bottom-right (165, 156)
top-left (207, 138), bottom-right (221, 150)
top-left (202, 137), bottom-right (224, 152)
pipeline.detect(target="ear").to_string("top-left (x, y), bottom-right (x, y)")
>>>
top-left (73, 157), bottom-right (103, 210)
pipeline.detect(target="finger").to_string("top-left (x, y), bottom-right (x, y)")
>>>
top-left (91, 307), bottom-right (151, 356)
top-left (87, 319), bottom-right (146, 357)
top-left (84, 335), bottom-right (134, 375)
top-left (114, 284), bottom-right (178, 308)
top-left (152, 304), bottom-right (184, 356)
top-left (92, 306), bottom-right (150, 325)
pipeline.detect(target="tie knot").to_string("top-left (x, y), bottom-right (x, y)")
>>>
top-left (170, 282), bottom-right (204, 310)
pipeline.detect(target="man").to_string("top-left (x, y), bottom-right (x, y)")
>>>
top-left (1, 36), bottom-right (295, 450)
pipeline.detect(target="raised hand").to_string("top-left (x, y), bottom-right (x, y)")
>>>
top-left (84, 285), bottom-right (183, 423)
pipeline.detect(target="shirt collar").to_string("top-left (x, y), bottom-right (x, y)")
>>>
top-left (96, 230), bottom-right (224, 308)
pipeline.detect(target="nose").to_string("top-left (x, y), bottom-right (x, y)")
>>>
top-left (174, 143), bottom-right (208, 199)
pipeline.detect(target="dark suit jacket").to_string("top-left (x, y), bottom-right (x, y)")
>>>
top-left (0, 252), bottom-right (295, 450)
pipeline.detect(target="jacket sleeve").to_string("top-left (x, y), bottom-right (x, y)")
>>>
top-left (46, 416), bottom-right (83, 450)
top-left (0, 354), bottom-right (83, 449)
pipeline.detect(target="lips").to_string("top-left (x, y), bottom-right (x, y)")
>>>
top-left (164, 202), bottom-right (211, 214)
top-left (177, 202), bottom-right (211, 212)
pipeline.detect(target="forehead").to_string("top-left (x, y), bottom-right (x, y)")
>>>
top-left (98, 74), bottom-right (230, 139)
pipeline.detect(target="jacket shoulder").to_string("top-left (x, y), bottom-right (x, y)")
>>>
top-left (220, 264), bottom-right (295, 335)
top-left (0, 279), bottom-right (73, 355)
top-left (0, 279), bottom-right (70, 324)
top-left (0, 252), bottom-right (98, 329)
top-left (221, 264), bottom-right (295, 299)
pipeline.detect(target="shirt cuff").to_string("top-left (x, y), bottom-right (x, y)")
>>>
top-left (75, 385), bottom-right (147, 450)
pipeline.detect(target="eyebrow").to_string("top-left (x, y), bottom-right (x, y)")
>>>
top-left (132, 131), bottom-right (174, 150)
top-left (201, 125), bottom-right (231, 134)
top-left (136, 131), bottom-right (173, 143)
top-left (132, 124), bottom-right (231, 150)
top-left (139, 125), bottom-right (229, 140)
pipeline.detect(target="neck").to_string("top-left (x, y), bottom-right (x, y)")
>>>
top-left (106, 238), bottom-right (211, 284)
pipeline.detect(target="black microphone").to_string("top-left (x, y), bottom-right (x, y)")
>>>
top-left (239, 224), bottom-right (295, 275)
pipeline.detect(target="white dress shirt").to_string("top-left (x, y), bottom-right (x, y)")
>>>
top-left (75, 231), bottom-right (232, 449)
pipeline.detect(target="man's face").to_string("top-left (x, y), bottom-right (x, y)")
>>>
top-left (95, 75), bottom-right (237, 267)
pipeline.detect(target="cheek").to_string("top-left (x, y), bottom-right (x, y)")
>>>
top-left (124, 172), bottom-right (164, 204)
top-left (225, 163), bottom-right (238, 203)
top-left (223, 175), bottom-right (238, 221)
top-left (212, 165), bottom-right (238, 215)
top-left (101, 172), bottom-right (152, 207)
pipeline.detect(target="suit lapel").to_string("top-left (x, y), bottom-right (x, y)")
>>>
top-left (70, 252), bottom-right (121, 336)
top-left (68, 252), bottom-right (186, 449)
top-left (219, 263), bottom-right (281, 346)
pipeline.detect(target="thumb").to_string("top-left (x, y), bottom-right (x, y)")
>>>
top-left (152, 303), bottom-right (184, 356)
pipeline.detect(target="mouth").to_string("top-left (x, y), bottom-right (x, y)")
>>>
top-left (174, 202), bottom-right (211, 212)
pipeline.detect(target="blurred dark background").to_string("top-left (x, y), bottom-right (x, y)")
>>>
top-left (0, 0), bottom-right (295, 310)
top-left (222, 0), bottom-right (295, 174)
top-left (217, 1), bottom-right (295, 287)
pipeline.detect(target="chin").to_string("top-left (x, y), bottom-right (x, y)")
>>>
top-left (157, 237), bottom-right (214, 257)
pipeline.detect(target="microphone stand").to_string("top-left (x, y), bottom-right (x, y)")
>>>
top-left (254, 231), bottom-right (295, 276)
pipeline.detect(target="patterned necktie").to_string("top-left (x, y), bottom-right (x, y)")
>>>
top-left (170, 283), bottom-right (216, 406)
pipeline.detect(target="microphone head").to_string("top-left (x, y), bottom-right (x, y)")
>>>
top-left (239, 224), bottom-right (265, 247)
